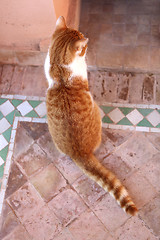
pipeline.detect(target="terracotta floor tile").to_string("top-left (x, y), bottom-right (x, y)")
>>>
top-left (123, 32), bottom-right (137, 46)
top-left (92, 194), bottom-right (129, 232)
top-left (73, 175), bottom-right (106, 207)
top-left (151, 15), bottom-right (160, 25)
top-left (7, 182), bottom-right (44, 222)
top-left (15, 143), bottom-right (51, 177)
top-left (88, 70), bottom-right (107, 104)
top-left (69, 209), bottom-right (111, 240)
top-left (113, 14), bottom-right (125, 24)
top-left (115, 132), bottom-right (158, 169)
top-left (0, 201), bottom-right (19, 239)
top-left (138, 15), bottom-right (151, 25)
top-left (138, 24), bottom-right (151, 34)
top-left (95, 128), bottom-right (133, 161)
top-left (151, 34), bottom-right (160, 47)
top-left (5, 162), bottom-right (27, 198)
top-left (137, 33), bottom-right (151, 46)
top-left (127, 3), bottom-right (146, 15)
top-left (21, 122), bottom-right (48, 141)
top-left (8, 66), bottom-right (25, 95)
top-left (52, 155), bottom-right (83, 184)
top-left (23, 205), bottom-right (62, 240)
top-left (0, 65), bottom-right (14, 94)
top-left (21, 66), bottom-right (46, 96)
top-left (102, 3), bottom-right (114, 15)
top-left (13, 122), bottom-right (34, 159)
top-left (53, 228), bottom-right (74, 240)
top-left (3, 225), bottom-right (32, 240)
top-left (144, 132), bottom-right (160, 151)
top-left (117, 73), bottom-right (130, 102)
top-left (96, 71), bottom-right (117, 103)
top-left (150, 47), bottom-right (160, 71)
top-left (112, 32), bottom-right (124, 45)
top-left (156, 75), bottom-right (160, 104)
top-left (96, 45), bottom-right (124, 69)
top-left (86, 48), bottom-right (97, 66)
top-left (128, 73), bottom-right (144, 103)
top-left (30, 163), bottom-right (67, 202)
top-left (15, 51), bottom-right (46, 66)
top-left (0, 65), bottom-right (3, 76)
top-left (142, 75), bottom-right (155, 102)
top-left (139, 153), bottom-right (160, 192)
top-left (89, 1), bottom-right (103, 14)
top-left (151, 25), bottom-right (159, 36)
top-left (48, 188), bottom-right (87, 226)
top-left (113, 216), bottom-right (157, 240)
top-left (113, 23), bottom-right (125, 34)
top-left (139, 195), bottom-right (160, 238)
top-left (37, 131), bottom-right (62, 160)
top-left (102, 153), bottom-right (131, 182)
top-left (100, 23), bottom-right (113, 35)
top-left (79, 0), bottom-right (160, 72)
top-left (123, 46), bottom-right (149, 71)
top-left (114, 2), bottom-right (127, 14)
top-left (125, 15), bottom-right (138, 24)
top-left (124, 171), bottom-right (157, 209)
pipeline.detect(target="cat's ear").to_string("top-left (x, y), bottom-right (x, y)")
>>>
top-left (74, 38), bottom-right (89, 52)
top-left (55, 16), bottom-right (67, 31)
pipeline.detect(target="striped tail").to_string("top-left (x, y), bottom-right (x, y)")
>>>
top-left (74, 153), bottom-right (138, 216)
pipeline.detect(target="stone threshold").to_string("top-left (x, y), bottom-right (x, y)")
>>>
top-left (1, 47), bottom-right (160, 76)
top-left (88, 65), bottom-right (160, 75)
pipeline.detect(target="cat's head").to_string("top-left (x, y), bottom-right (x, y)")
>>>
top-left (50, 16), bottom-right (88, 66)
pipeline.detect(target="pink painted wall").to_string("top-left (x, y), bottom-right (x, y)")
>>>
top-left (0, 0), bottom-right (56, 50)
top-left (53, 0), bottom-right (81, 30)
top-left (0, 0), bottom-right (81, 65)
top-left (53, 0), bottom-right (70, 20)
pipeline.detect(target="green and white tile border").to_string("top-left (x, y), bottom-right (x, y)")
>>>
top-left (101, 102), bottom-right (160, 132)
top-left (0, 94), bottom-right (47, 215)
top-left (0, 94), bottom-right (160, 215)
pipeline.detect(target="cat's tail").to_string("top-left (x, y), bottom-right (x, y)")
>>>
top-left (74, 153), bottom-right (138, 216)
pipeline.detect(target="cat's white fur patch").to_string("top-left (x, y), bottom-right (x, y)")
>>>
top-left (45, 48), bottom-right (88, 89)
top-left (44, 51), bottom-right (55, 89)
top-left (68, 54), bottom-right (87, 80)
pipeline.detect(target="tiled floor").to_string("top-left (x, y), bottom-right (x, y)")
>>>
top-left (0, 0), bottom-right (160, 239)
top-left (0, 121), bottom-right (160, 240)
top-left (79, 0), bottom-right (160, 72)
top-left (0, 95), bottom-right (159, 202)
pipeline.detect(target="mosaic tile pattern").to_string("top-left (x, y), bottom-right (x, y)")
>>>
top-left (0, 94), bottom-right (160, 215)
top-left (101, 104), bottom-right (160, 132)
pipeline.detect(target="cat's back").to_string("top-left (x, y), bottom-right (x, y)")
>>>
top-left (46, 84), bottom-right (101, 156)
top-left (46, 82), bottom-right (94, 124)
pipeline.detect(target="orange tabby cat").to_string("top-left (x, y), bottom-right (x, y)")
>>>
top-left (45, 16), bottom-right (138, 216)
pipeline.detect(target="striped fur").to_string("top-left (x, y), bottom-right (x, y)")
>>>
top-left (45, 16), bottom-right (138, 216)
